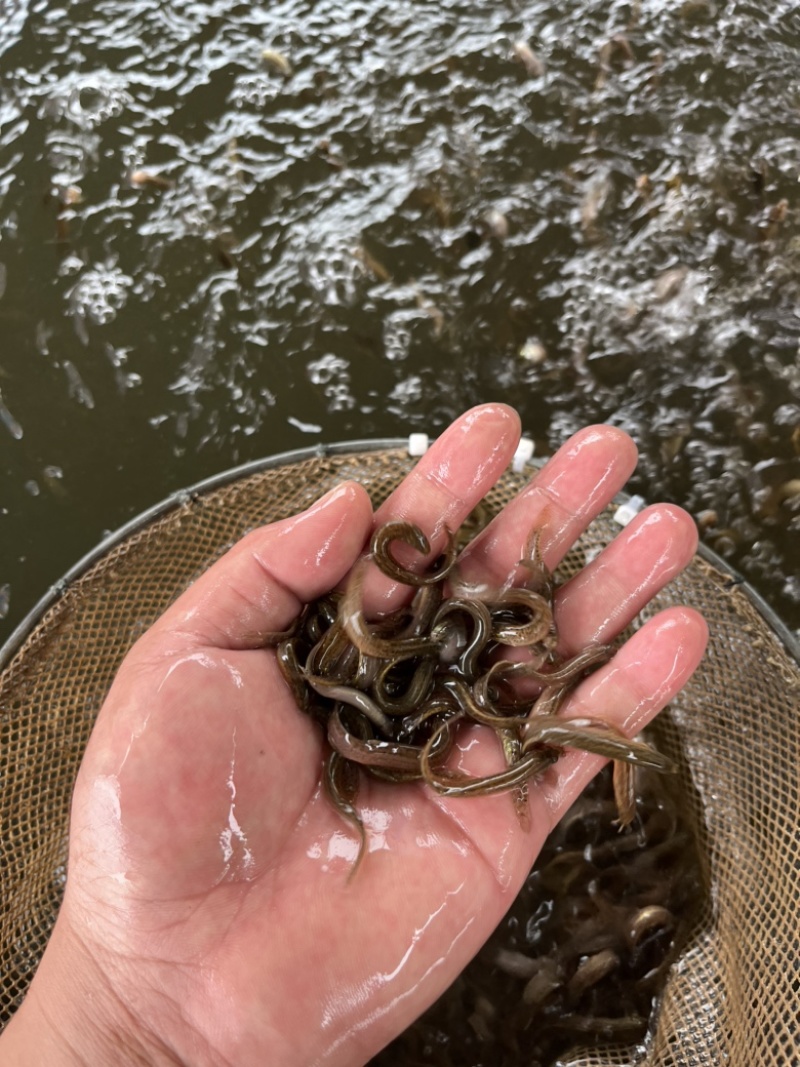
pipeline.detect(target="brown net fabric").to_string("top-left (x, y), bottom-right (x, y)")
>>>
top-left (1, 445), bottom-right (799, 1063)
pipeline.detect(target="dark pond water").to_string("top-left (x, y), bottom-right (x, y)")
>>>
top-left (1, 0), bottom-right (800, 650)
top-left (1, 0), bottom-right (798, 1061)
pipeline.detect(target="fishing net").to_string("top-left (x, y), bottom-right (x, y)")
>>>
top-left (1, 441), bottom-right (798, 1064)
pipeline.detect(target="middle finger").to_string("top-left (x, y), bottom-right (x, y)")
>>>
top-left (455, 424), bottom-right (639, 590)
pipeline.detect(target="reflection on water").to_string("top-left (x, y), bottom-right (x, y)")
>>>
top-left (1, 0), bottom-right (799, 644)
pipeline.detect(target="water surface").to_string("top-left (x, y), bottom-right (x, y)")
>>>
top-left (1, 0), bottom-right (798, 639)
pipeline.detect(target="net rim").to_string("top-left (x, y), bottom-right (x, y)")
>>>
top-left (2, 437), bottom-right (798, 671)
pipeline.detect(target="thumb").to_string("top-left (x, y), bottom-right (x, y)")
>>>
top-left (149, 481), bottom-right (373, 650)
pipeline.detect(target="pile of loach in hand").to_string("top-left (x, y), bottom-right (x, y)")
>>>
top-left (268, 518), bottom-right (676, 870)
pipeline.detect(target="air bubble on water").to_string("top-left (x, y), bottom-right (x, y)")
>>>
top-left (46, 132), bottom-right (94, 185)
top-left (304, 248), bottom-right (360, 307)
top-left (124, 372), bottom-right (142, 388)
top-left (307, 353), bottom-right (348, 386)
top-left (765, 352), bottom-right (800, 398)
top-left (773, 403), bottom-right (800, 426)
top-left (67, 264), bottom-right (133, 336)
top-left (306, 353), bottom-right (356, 411)
top-left (229, 75), bottom-right (281, 111)
top-left (0, 583), bottom-right (9, 620)
top-left (548, 408), bottom-right (586, 447)
top-left (58, 253), bottom-right (85, 278)
top-left (43, 73), bottom-right (132, 131)
top-left (326, 382), bottom-right (356, 412)
top-left (104, 343), bottom-right (129, 368)
top-left (69, 82), bottom-right (132, 127)
top-left (24, 480), bottom-right (40, 496)
top-left (387, 375), bottom-right (423, 414)
top-left (382, 308), bottom-right (425, 362)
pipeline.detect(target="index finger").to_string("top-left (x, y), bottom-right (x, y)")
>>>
top-left (361, 403), bottom-right (521, 614)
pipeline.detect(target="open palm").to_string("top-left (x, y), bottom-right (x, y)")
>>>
top-left (4, 404), bottom-right (706, 1067)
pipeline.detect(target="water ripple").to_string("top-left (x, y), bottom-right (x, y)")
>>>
top-left (1, 0), bottom-right (800, 639)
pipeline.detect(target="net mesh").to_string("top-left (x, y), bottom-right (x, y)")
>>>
top-left (1, 445), bottom-right (799, 1063)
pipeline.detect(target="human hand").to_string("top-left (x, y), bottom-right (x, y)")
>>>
top-left (0, 404), bottom-right (707, 1067)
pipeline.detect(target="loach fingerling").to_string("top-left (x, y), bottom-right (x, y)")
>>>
top-left (487, 643), bottom-right (613, 690)
top-left (371, 655), bottom-right (438, 716)
top-left (488, 588), bottom-right (554, 647)
top-left (327, 708), bottom-right (425, 772)
top-left (431, 597), bottom-right (493, 679)
top-left (520, 715), bottom-right (677, 772)
top-left (339, 559), bottom-right (438, 659)
top-left (304, 674), bottom-right (394, 735)
top-left (323, 750), bottom-right (367, 878)
top-left (370, 520), bottom-right (457, 586)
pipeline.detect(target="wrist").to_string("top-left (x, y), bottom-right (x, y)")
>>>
top-left (0, 916), bottom-right (186, 1067)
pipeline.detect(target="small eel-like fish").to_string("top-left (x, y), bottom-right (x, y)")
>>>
top-left (481, 643), bottom-right (613, 692)
top-left (327, 706), bottom-right (455, 775)
top-left (488, 587), bottom-right (554, 647)
top-left (275, 638), bottom-right (311, 711)
top-left (421, 737), bottom-right (558, 797)
top-left (431, 597), bottom-right (493, 677)
top-left (371, 520), bottom-right (457, 586)
top-left (339, 558), bottom-right (438, 659)
top-left (323, 749), bottom-right (366, 879)
top-left (566, 949), bottom-right (619, 1001)
top-left (528, 682), bottom-right (572, 718)
top-left (612, 759), bottom-right (637, 828)
top-left (438, 676), bottom-right (529, 729)
top-left (627, 904), bottom-right (675, 947)
top-left (404, 581), bottom-right (445, 636)
top-left (520, 715), bottom-right (677, 772)
top-left (396, 689), bottom-right (461, 738)
top-left (304, 595), bottom-right (339, 643)
top-left (304, 674), bottom-right (394, 735)
top-left (517, 524), bottom-right (554, 599)
top-left (306, 621), bottom-right (360, 683)
top-left (371, 655), bottom-right (438, 715)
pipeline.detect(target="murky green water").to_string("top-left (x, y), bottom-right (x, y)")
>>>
top-left (2, 0), bottom-right (799, 647)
